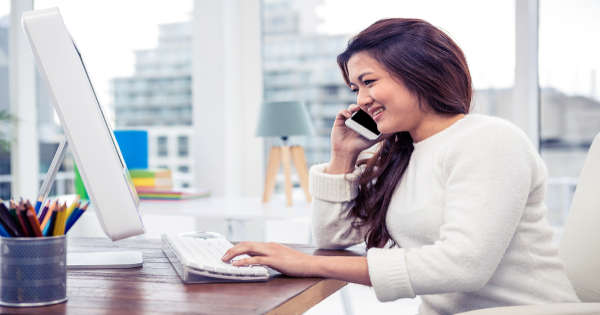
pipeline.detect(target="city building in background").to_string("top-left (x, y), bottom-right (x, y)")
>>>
top-left (262, 0), bottom-right (353, 166)
top-left (112, 22), bottom-right (194, 189)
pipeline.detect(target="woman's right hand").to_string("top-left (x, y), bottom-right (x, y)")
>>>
top-left (327, 104), bottom-right (380, 173)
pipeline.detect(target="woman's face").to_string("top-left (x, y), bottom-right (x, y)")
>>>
top-left (347, 51), bottom-right (426, 136)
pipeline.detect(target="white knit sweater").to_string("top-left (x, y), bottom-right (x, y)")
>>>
top-left (309, 114), bottom-right (579, 315)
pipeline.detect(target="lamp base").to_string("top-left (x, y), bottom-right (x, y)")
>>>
top-left (262, 145), bottom-right (311, 206)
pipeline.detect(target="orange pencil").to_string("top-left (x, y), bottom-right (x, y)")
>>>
top-left (40, 200), bottom-right (58, 231)
top-left (24, 201), bottom-right (42, 236)
top-left (25, 205), bottom-right (43, 237)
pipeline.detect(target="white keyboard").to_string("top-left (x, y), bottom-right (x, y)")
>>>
top-left (162, 232), bottom-right (270, 281)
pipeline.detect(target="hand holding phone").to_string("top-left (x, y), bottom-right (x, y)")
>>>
top-left (344, 109), bottom-right (381, 140)
top-left (327, 107), bottom-right (380, 173)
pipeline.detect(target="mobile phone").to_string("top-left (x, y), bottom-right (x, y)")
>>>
top-left (344, 109), bottom-right (381, 140)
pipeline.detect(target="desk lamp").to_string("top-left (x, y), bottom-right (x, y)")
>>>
top-left (256, 101), bottom-right (315, 206)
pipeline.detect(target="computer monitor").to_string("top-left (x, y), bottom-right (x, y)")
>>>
top-left (22, 7), bottom-right (145, 265)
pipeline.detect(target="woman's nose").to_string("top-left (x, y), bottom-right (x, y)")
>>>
top-left (356, 90), bottom-right (373, 109)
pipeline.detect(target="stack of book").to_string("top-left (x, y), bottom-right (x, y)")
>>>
top-left (129, 169), bottom-right (209, 200)
top-left (129, 169), bottom-right (174, 190)
top-left (134, 188), bottom-right (210, 201)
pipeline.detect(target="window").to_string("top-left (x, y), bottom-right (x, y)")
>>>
top-left (177, 135), bottom-right (189, 157)
top-left (539, 0), bottom-right (600, 228)
top-left (157, 136), bottom-right (168, 157)
top-left (178, 165), bottom-right (190, 173)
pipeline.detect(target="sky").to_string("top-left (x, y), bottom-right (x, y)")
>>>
top-left (2, 0), bottom-right (599, 105)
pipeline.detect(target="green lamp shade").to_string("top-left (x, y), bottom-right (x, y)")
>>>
top-left (255, 101), bottom-right (315, 137)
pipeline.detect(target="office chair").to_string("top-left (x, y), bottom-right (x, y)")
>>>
top-left (457, 132), bottom-right (600, 315)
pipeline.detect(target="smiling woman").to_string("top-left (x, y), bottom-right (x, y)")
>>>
top-left (336, 18), bottom-right (471, 249)
top-left (225, 18), bottom-right (580, 315)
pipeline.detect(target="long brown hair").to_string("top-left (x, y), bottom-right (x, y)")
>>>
top-left (337, 18), bottom-right (472, 248)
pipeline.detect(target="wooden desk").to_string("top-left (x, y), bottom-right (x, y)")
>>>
top-left (0, 237), bottom-right (357, 314)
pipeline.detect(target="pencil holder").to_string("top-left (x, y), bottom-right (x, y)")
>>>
top-left (0, 235), bottom-right (67, 307)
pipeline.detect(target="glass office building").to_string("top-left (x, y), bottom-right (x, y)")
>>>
top-left (112, 22), bottom-right (195, 189)
top-left (262, 0), bottom-right (355, 166)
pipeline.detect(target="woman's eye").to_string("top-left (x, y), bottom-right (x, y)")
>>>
top-left (351, 89), bottom-right (358, 94)
top-left (364, 79), bottom-right (375, 85)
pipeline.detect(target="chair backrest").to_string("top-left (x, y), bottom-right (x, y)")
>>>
top-left (559, 132), bottom-right (600, 302)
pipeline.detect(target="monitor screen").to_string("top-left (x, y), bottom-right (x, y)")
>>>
top-left (23, 7), bottom-right (144, 241)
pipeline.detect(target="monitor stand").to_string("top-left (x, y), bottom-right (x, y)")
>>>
top-left (67, 251), bottom-right (143, 269)
top-left (42, 138), bottom-right (143, 269)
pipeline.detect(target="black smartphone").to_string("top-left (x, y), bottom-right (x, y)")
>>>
top-left (344, 109), bottom-right (381, 140)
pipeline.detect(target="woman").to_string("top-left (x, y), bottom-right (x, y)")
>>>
top-left (222, 18), bottom-right (579, 314)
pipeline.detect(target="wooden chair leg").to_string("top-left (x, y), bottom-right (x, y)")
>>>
top-left (280, 146), bottom-right (293, 207)
top-left (262, 147), bottom-right (281, 203)
top-left (291, 146), bottom-right (311, 202)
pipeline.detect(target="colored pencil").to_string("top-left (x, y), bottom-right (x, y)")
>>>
top-left (65, 203), bottom-right (87, 233)
top-left (8, 200), bottom-right (19, 224)
top-left (0, 221), bottom-right (9, 237)
top-left (53, 202), bottom-right (68, 236)
top-left (40, 200), bottom-right (58, 231)
top-left (38, 200), bottom-right (51, 223)
top-left (34, 196), bottom-right (44, 215)
top-left (65, 196), bottom-right (80, 221)
top-left (0, 200), bottom-right (20, 237)
top-left (25, 201), bottom-right (43, 237)
top-left (43, 209), bottom-right (58, 237)
top-left (16, 203), bottom-right (32, 237)
top-left (65, 204), bottom-right (81, 230)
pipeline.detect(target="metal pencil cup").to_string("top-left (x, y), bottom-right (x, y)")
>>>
top-left (0, 235), bottom-right (67, 307)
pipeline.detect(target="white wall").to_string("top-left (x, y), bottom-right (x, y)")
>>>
top-left (193, 0), bottom-right (264, 197)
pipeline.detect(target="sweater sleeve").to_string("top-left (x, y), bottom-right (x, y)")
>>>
top-left (309, 163), bottom-right (369, 249)
top-left (367, 123), bottom-right (538, 301)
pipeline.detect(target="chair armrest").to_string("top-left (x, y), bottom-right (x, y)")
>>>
top-left (455, 303), bottom-right (600, 315)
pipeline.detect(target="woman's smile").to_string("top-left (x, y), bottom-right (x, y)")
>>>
top-left (371, 107), bottom-right (385, 121)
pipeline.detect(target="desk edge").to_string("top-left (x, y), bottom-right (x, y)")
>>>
top-left (265, 279), bottom-right (347, 315)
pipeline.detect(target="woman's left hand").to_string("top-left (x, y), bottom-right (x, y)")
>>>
top-left (221, 242), bottom-right (319, 278)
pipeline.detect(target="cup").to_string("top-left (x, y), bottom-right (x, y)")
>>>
top-left (0, 235), bottom-right (67, 307)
